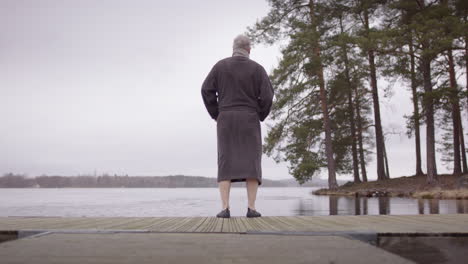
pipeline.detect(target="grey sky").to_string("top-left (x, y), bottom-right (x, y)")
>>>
top-left (0, 0), bottom-right (461, 181)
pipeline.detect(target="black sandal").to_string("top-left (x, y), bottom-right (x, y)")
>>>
top-left (216, 207), bottom-right (230, 218)
top-left (246, 207), bottom-right (261, 218)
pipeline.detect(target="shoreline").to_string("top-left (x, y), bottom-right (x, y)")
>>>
top-left (313, 174), bottom-right (468, 199)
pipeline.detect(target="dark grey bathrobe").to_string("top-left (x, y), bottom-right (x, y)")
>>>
top-left (201, 53), bottom-right (274, 186)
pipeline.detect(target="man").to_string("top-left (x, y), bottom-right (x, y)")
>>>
top-left (201, 34), bottom-right (274, 218)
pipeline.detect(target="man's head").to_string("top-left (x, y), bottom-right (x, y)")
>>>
top-left (233, 34), bottom-right (251, 54)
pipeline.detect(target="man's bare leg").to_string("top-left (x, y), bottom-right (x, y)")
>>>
top-left (246, 178), bottom-right (259, 210)
top-left (219, 180), bottom-right (231, 210)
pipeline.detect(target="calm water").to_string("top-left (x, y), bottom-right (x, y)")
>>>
top-left (0, 187), bottom-right (467, 217)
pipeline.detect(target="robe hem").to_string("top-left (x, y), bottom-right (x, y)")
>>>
top-left (217, 177), bottom-right (262, 186)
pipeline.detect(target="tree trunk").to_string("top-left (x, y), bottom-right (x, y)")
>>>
top-left (309, 0), bottom-right (337, 189)
top-left (421, 52), bottom-right (438, 183)
top-left (355, 84), bottom-right (368, 182)
top-left (460, 120), bottom-right (468, 173)
top-left (463, 20), bottom-right (468, 173)
top-left (340, 15), bottom-right (360, 183)
top-left (464, 34), bottom-right (468, 174)
top-left (383, 135), bottom-right (390, 178)
top-left (409, 36), bottom-right (424, 176)
top-left (465, 35), bottom-right (468, 117)
top-left (447, 48), bottom-right (462, 176)
top-left (364, 8), bottom-right (387, 180)
top-left (418, 0), bottom-right (437, 183)
top-left (464, 34), bottom-right (468, 173)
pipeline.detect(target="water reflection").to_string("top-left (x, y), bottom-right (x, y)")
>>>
top-left (295, 195), bottom-right (468, 216)
top-left (429, 199), bottom-right (440, 214)
top-left (417, 199), bottom-right (443, 214)
top-left (378, 197), bottom-right (390, 215)
top-left (329, 196), bottom-right (338, 215)
top-left (418, 199), bottom-right (424, 214)
top-left (378, 236), bottom-right (468, 264)
top-left (456, 200), bottom-right (468, 213)
top-left (352, 197), bottom-right (368, 215)
top-left (363, 197), bottom-right (368, 215)
top-left (354, 197), bottom-right (360, 215)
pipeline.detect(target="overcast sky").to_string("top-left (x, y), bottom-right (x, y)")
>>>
top-left (1, 0), bottom-right (462, 181)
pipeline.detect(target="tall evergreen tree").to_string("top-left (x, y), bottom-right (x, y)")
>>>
top-left (452, 0), bottom-right (468, 173)
top-left (330, 0), bottom-right (361, 183)
top-left (453, 0), bottom-right (468, 117)
top-left (447, 48), bottom-right (463, 176)
top-left (247, 0), bottom-right (345, 189)
top-left (393, 0), bottom-right (445, 183)
top-left (408, 33), bottom-right (425, 177)
top-left (381, 1), bottom-right (425, 177)
top-left (352, 0), bottom-right (389, 180)
top-left (309, 0), bottom-right (338, 188)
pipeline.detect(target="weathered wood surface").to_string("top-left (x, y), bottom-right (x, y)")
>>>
top-left (1, 214), bottom-right (467, 233)
top-left (0, 233), bottom-right (416, 264)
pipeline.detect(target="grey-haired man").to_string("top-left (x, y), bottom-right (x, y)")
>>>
top-left (201, 34), bottom-right (274, 218)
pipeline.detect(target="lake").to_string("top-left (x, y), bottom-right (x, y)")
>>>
top-left (0, 187), bottom-right (467, 217)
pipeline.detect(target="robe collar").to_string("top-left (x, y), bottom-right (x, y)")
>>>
top-left (232, 48), bottom-right (250, 58)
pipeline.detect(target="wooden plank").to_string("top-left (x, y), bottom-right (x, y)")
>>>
top-left (404, 214), bottom-right (466, 227)
top-left (145, 217), bottom-right (176, 231)
top-left (268, 216), bottom-right (299, 231)
top-left (173, 217), bottom-right (206, 232)
top-left (234, 217), bottom-right (246, 232)
top-left (377, 215), bottom-right (441, 232)
top-left (294, 216), bottom-right (343, 232)
top-left (278, 216), bottom-right (311, 231)
top-left (237, 217), bottom-right (253, 231)
top-left (153, 217), bottom-right (185, 232)
top-left (58, 217), bottom-right (123, 229)
top-left (244, 217), bottom-right (267, 231)
top-left (167, 217), bottom-right (196, 232)
top-left (24, 217), bottom-right (99, 230)
top-left (212, 217), bottom-right (223, 232)
top-left (191, 217), bottom-right (209, 232)
top-left (110, 217), bottom-right (165, 230)
top-left (98, 217), bottom-right (149, 230)
top-left (1, 214), bottom-right (468, 233)
top-left (221, 218), bottom-right (233, 233)
top-left (233, 216), bottom-right (248, 232)
top-left (0, 217), bottom-right (64, 229)
top-left (198, 217), bottom-right (216, 232)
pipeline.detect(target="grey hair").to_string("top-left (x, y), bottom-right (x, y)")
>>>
top-left (233, 34), bottom-right (251, 51)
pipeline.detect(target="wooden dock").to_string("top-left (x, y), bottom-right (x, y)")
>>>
top-left (1, 214), bottom-right (467, 233)
top-left (1, 214), bottom-right (467, 264)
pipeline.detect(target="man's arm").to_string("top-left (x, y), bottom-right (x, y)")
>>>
top-left (257, 66), bottom-right (274, 122)
top-left (201, 64), bottom-right (219, 120)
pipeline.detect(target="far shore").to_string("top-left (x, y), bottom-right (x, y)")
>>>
top-left (313, 173), bottom-right (468, 200)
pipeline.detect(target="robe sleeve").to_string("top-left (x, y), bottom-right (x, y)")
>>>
top-left (257, 66), bottom-right (274, 122)
top-left (201, 64), bottom-right (219, 120)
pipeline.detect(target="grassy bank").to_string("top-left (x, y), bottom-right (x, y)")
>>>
top-left (313, 174), bottom-right (468, 199)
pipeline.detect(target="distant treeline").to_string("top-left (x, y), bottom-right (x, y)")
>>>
top-left (0, 173), bottom-right (291, 188)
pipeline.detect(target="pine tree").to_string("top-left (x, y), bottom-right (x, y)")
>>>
top-left (380, 0), bottom-right (425, 177)
top-left (452, 0), bottom-right (468, 173)
top-left (391, 0), bottom-right (449, 184)
top-left (247, 0), bottom-right (342, 189)
top-left (330, 0), bottom-right (361, 183)
top-left (352, 0), bottom-right (389, 180)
